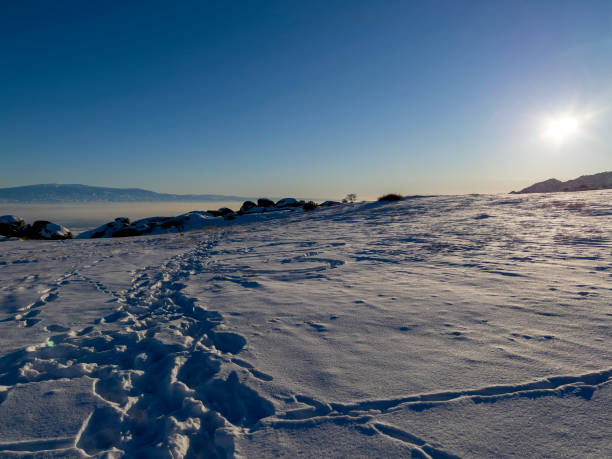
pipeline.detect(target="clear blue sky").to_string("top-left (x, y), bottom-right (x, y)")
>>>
top-left (1, 1), bottom-right (611, 198)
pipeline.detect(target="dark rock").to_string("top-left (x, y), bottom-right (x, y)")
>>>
top-left (0, 215), bottom-right (24, 237)
top-left (91, 217), bottom-right (130, 238)
top-left (207, 210), bottom-right (223, 217)
top-left (319, 201), bottom-right (340, 207)
top-left (21, 220), bottom-right (72, 240)
top-left (240, 201), bottom-right (257, 212)
top-left (257, 198), bottom-right (275, 208)
top-left (218, 207), bottom-right (235, 216)
top-left (275, 198), bottom-right (299, 208)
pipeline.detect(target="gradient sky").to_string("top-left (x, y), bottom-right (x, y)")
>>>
top-left (1, 1), bottom-right (611, 199)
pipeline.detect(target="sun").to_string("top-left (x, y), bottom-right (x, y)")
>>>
top-left (542, 114), bottom-right (581, 143)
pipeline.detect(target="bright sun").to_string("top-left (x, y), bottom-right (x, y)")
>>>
top-left (542, 115), bottom-right (581, 143)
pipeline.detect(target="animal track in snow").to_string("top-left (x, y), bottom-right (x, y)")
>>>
top-left (262, 367), bottom-right (611, 457)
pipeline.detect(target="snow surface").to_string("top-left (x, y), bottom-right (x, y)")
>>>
top-left (0, 192), bottom-right (610, 457)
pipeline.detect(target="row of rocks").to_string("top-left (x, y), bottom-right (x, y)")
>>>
top-left (82, 214), bottom-right (209, 239)
top-left (0, 215), bottom-right (73, 240)
top-left (226, 197), bottom-right (336, 216)
top-left (1, 198), bottom-right (341, 240)
top-left (211, 197), bottom-right (340, 218)
top-left (82, 198), bottom-right (340, 238)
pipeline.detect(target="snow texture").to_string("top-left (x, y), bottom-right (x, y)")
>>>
top-left (0, 191), bottom-right (610, 458)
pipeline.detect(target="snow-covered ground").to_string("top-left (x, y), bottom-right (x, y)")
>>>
top-left (0, 192), bottom-right (610, 458)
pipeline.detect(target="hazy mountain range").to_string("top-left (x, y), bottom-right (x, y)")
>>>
top-left (512, 171), bottom-right (612, 194)
top-left (0, 184), bottom-right (251, 203)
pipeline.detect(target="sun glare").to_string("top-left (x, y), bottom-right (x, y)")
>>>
top-left (542, 114), bottom-right (581, 143)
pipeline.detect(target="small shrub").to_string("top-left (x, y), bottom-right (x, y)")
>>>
top-left (377, 193), bottom-right (403, 202)
top-left (303, 201), bottom-right (318, 211)
top-left (343, 193), bottom-right (357, 203)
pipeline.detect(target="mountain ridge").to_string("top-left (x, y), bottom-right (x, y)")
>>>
top-left (0, 184), bottom-right (252, 203)
top-left (512, 171), bottom-right (612, 194)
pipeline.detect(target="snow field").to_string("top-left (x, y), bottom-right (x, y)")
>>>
top-left (0, 191), bottom-right (610, 457)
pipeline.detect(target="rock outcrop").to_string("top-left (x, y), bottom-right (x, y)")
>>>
top-left (78, 212), bottom-right (214, 239)
top-left (0, 215), bottom-right (25, 237)
top-left (275, 198), bottom-right (303, 208)
top-left (21, 220), bottom-right (72, 240)
top-left (257, 198), bottom-right (275, 208)
top-left (239, 201), bottom-right (257, 213)
top-left (90, 217), bottom-right (131, 238)
top-left (1, 216), bottom-right (72, 239)
top-left (6, 197), bottom-right (341, 240)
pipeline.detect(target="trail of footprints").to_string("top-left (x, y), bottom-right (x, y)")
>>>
top-left (0, 238), bottom-right (274, 458)
top-left (11, 265), bottom-right (120, 330)
top-left (1, 235), bottom-right (610, 458)
top-left (12, 276), bottom-right (67, 328)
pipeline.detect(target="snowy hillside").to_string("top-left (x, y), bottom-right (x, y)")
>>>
top-left (514, 171), bottom-right (612, 193)
top-left (0, 192), bottom-right (610, 458)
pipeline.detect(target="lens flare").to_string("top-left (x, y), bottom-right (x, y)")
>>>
top-left (542, 115), bottom-right (581, 143)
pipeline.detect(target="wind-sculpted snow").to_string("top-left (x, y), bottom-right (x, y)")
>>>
top-left (0, 191), bottom-right (610, 457)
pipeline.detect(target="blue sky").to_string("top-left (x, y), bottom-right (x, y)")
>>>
top-left (1, 1), bottom-right (611, 198)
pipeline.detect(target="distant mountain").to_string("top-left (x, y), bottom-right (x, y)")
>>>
top-left (0, 184), bottom-right (252, 203)
top-left (512, 171), bottom-right (612, 194)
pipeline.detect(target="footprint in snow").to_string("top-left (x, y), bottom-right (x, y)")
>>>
top-left (307, 322), bottom-right (327, 332)
top-left (46, 324), bottom-right (71, 333)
